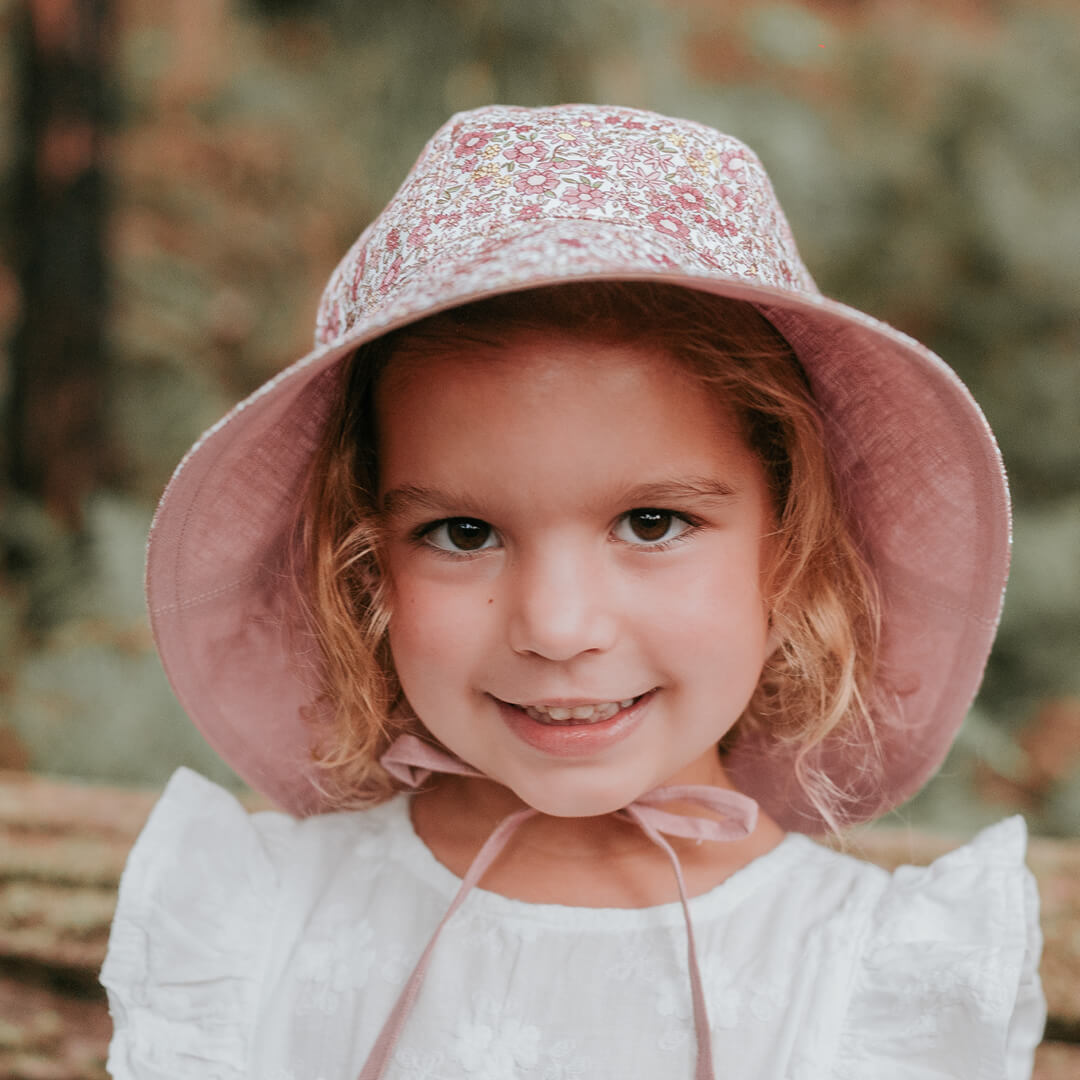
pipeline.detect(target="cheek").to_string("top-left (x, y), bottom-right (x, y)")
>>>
top-left (651, 548), bottom-right (771, 640)
top-left (386, 571), bottom-right (489, 693)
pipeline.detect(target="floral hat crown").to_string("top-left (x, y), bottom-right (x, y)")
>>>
top-left (315, 105), bottom-right (815, 347)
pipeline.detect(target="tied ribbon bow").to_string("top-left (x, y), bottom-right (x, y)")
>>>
top-left (357, 734), bottom-right (760, 1080)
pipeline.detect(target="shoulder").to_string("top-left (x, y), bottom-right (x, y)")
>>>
top-left (100, 768), bottom-right (407, 1079)
top-left (830, 817), bottom-right (1046, 1080)
top-left (108, 767), bottom-right (297, 909)
top-left (100, 769), bottom-right (295, 1078)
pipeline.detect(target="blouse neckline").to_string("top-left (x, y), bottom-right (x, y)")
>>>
top-left (379, 793), bottom-right (815, 932)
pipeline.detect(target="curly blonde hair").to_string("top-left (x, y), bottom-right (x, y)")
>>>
top-left (294, 282), bottom-right (882, 830)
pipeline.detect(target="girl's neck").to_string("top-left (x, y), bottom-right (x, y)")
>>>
top-left (409, 773), bottom-right (787, 909)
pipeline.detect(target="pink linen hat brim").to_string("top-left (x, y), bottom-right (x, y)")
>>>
top-left (146, 106), bottom-right (1009, 829)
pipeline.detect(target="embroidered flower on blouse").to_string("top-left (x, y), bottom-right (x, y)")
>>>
top-left (539, 1037), bottom-right (594, 1080)
top-left (654, 956), bottom-right (786, 1033)
top-left (389, 1047), bottom-right (447, 1080)
top-left (605, 934), bottom-right (666, 984)
top-left (456, 912), bottom-right (540, 951)
top-left (453, 1016), bottom-right (541, 1078)
top-left (379, 942), bottom-right (415, 984)
top-left (295, 909), bottom-right (376, 1014)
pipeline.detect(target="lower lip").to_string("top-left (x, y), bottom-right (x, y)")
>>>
top-left (494, 692), bottom-right (655, 758)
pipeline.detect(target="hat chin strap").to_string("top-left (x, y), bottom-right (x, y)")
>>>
top-left (357, 733), bottom-right (758, 1080)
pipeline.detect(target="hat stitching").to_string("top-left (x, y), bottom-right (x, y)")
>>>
top-left (150, 571), bottom-right (263, 617)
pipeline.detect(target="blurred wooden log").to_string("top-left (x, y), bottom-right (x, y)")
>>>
top-left (0, 770), bottom-right (1077, 1077)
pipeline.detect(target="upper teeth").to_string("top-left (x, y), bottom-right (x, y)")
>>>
top-left (524, 698), bottom-right (637, 724)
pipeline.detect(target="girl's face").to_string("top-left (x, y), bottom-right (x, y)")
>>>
top-left (378, 332), bottom-right (776, 817)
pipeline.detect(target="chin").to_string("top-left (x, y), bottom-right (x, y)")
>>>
top-left (506, 773), bottom-right (650, 819)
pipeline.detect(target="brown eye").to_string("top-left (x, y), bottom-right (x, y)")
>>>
top-left (427, 518), bottom-right (497, 553)
top-left (613, 508), bottom-right (695, 547)
top-left (627, 509), bottom-right (673, 542)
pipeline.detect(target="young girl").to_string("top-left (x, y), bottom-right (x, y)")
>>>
top-left (102, 105), bottom-right (1045, 1079)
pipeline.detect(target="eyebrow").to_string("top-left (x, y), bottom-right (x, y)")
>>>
top-left (614, 477), bottom-right (740, 507)
top-left (380, 476), bottom-right (740, 522)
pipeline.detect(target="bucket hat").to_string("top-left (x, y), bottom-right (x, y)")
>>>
top-left (146, 103), bottom-right (1010, 831)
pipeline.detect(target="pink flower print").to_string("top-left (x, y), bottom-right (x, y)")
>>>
top-left (513, 166), bottom-right (559, 195)
top-left (604, 115), bottom-right (620, 125)
top-left (322, 300), bottom-right (342, 341)
top-left (472, 171), bottom-right (494, 188)
top-left (713, 182), bottom-right (747, 213)
top-left (584, 164), bottom-right (605, 179)
top-left (433, 212), bottom-right (461, 226)
top-left (648, 253), bottom-right (678, 269)
top-left (707, 216), bottom-right (739, 238)
top-left (635, 141), bottom-right (675, 171)
top-left (608, 143), bottom-right (643, 171)
top-left (466, 198), bottom-right (495, 216)
top-left (348, 248), bottom-right (367, 301)
top-left (491, 121), bottom-right (516, 130)
top-left (560, 183), bottom-right (606, 208)
top-left (379, 255), bottom-right (402, 293)
top-left (516, 204), bottom-right (542, 221)
top-left (455, 130), bottom-right (492, 157)
top-left (646, 209), bottom-right (690, 240)
top-left (385, 227), bottom-right (401, 250)
top-left (407, 222), bottom-right (430, 247)
top-left (670, 184), bottom-right (706, 211)
top-left (628, 166), bottom-right (667, 194)
top-left (718, 149), bottom-right (748, 179)
top-left (622, 119), bottom-right (646, 130)
top-left (460, 157), bottom-right (478, 173)
top-left (503, 141), bottom-right (548, 165)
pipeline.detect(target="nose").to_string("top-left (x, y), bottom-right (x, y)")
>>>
top-left (505, 546), bottom-right (617, 661)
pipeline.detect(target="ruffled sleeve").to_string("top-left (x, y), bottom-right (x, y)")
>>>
top-left (100, 768), bottom-right (296, 1080)
top-left (836, 816), bottom-right (1046, 1080)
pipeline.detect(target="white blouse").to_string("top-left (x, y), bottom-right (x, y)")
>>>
top-left (101, 768), bottom-right (1045, 1080)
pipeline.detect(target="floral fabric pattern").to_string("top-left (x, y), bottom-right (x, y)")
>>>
top-left (314, 105), bottom-right (816, 349)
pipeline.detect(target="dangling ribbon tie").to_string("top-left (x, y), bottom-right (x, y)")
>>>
top-left (357, 734), bottom-right (759, 1080)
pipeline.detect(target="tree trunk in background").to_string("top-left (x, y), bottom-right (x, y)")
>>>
top-left (7, 0), bottom-right (110, 529)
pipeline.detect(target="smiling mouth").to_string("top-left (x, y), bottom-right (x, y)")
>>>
top-left (502, 693), bottom-right (651, 725)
